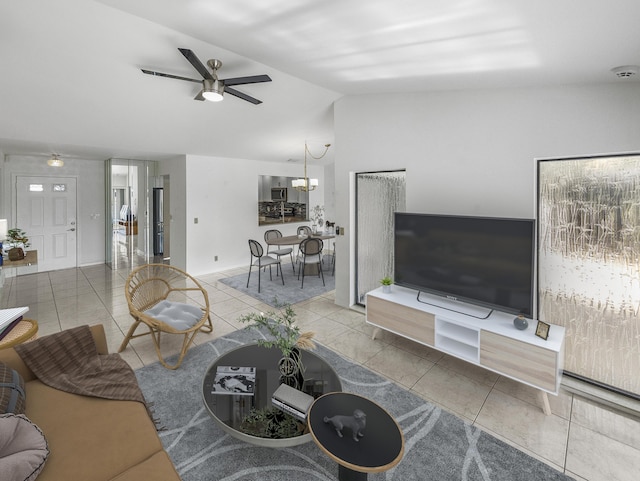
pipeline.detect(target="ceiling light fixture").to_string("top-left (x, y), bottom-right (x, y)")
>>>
top-left (47, 154), bottom-right (64, 167)
top-left (202, 78), bottom-right (224, 102)
top-left (611, 65), bottom-right (639, 78)
top-left (292, 142), bottom-right (331, 192)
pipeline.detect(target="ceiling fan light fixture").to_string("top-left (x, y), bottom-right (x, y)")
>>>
top-left (202, 78), bottom-right (224, 102)
top-left (47, 154), bottom-right (64, 167)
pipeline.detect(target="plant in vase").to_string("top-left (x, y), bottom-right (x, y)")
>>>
top-left (380, 276), bottom-right (393, 293)
top-left (5, 228), bottom-right (30, 261)
top-left (238, 301), bottom-right (316, 389)
top-left (310, 205), bottom-right (324, 233)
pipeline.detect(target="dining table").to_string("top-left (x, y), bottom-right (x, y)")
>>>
top-left (266, 232), bottom-right (335, 275)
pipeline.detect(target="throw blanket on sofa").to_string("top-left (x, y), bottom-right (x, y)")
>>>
top-left (15, 325), bottom-right (147, 409)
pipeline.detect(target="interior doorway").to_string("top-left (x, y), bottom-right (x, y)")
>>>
top-left (105, 159), bottom-right (164, 270)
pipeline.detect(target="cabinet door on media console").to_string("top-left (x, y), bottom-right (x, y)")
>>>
top-left (366, 296), bottom-right (435, 346)
top-left (480, 331), bottom-right (559, 393)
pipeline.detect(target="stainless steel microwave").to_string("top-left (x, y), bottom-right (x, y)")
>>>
top-left (271, 187), bottom-right (287, 202)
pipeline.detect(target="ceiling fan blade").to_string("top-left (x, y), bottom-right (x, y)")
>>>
top-left (141, 69), bottom-right (201, 83)
top-left (225, 86), bottom-right (262, 105)
top-left (178, 48), bottom-right (213, 80)
top-left (194, 89), bottom-right (205, 101)
top-left (222, 74), bottom-right (272, 86)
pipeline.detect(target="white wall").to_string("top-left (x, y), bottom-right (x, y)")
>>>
top-left (184, 155), bottom-right (324, 276)
top-left (1, 155), bottom-right (105, 266)
top-left (333, 82), bottom-right (640, 307)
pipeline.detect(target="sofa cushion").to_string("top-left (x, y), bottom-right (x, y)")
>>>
top-left (145, 300), bottom-right (203, 330)
top-left (25, 380), bottom-right (166, 481)
top-left (0, 361), bottom-right (26, 414)
top-left (0, 413), bottom-right (49, 481)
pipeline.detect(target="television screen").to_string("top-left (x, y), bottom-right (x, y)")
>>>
top-left (394, 213), bottom-right (535, 317)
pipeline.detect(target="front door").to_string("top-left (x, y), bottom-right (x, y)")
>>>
top-left (16, 176), bottom-right (77, 272)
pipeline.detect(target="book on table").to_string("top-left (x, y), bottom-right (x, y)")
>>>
top-left (271, 383), bottom-right (314, 421)
top-left (212, 366), bottom-right (256, 396)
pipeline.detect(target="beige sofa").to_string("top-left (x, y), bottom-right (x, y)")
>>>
top-left (0, 324), bottom-right (181, 481)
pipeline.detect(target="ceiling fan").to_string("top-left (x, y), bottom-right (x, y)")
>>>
top-left (141, 48), bottom-right (272, 105)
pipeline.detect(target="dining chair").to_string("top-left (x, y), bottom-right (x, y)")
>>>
top-left (247, 239), bottom-right (284, 293)
top-left (295, 225), bottom-right (313, 264)
top-left (298, 237), bottom-right (325, 288)
top-left (264, 229), bottom-right (295, 273)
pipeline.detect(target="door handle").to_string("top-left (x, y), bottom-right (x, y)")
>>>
top-left (67, 228), bottom-right (76, 231)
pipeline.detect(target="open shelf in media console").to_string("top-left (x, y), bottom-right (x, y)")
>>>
top-left (435, 318), bottom-right (479, 346)
top-left (435, 317), bottom-right (480, 363)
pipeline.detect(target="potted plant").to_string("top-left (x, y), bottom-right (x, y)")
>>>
top-left (238, 301), bottom-right (316, 389)
top-left (5, 228), bottom-right (30, 261)
top-left (380, 276), bottom-right (393, 293)
top-left (240, 406), bottom-right (304, 439)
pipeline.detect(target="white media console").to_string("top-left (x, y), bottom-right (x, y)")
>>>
top-left (365, 285), bottom-right (565, 415)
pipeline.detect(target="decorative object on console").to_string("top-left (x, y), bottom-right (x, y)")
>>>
top-left (292, 142), bottom-right (331, 192)
top-left (325, 220), bottom-right (335, 234)
top-left (535, 320), bottom-right (550, 340)
top-left (513, 314), bottom-right (529, 330)
top-left (5, 228), bottom-right (30, 261)
top-left (380, 276), bottom-right (393, 294)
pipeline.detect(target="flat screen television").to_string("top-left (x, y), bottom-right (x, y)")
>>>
top-left (394, 213), bottom-right (535, 318)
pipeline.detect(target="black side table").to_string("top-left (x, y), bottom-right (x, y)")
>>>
top-left (308, 392), bottom-right (404, 481)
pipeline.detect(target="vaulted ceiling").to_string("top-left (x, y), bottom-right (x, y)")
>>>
top-left (1, 0), bottom-right (638, 163)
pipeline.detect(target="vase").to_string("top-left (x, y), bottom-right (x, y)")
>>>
top-left (382, 284), bottom-right (392, 294)
top-left (513, 314), bottom-right (528, 330)
top-left (278, 348), bottom-right (305, 390)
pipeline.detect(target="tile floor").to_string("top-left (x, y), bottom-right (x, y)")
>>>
top-left (2, 263), bottom-right (639, 481)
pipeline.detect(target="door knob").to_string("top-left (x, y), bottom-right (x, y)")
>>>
top-left (67, 228), bottom-right (76, 231)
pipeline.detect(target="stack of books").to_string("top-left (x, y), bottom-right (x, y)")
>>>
top-left (271, 383), bottom-right (314, 421)
top-left (0, 306), bottom-right (29, 341)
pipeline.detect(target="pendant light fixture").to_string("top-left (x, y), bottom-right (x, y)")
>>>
top-left (292, 142), bottom-right (331, 192)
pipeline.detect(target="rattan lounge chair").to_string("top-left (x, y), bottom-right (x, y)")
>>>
top-left (119, 264), bottom-right (213, 369)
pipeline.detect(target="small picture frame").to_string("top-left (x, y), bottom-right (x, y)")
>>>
top-left (535, 320), bottom-right (550, 340)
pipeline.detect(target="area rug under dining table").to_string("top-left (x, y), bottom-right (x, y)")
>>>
top-left (135, 328), bottom-right (572, 481)
top-left (220, 267), bottom-right (335, 307)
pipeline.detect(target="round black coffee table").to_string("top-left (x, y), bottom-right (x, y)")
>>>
top-left (308, 392), bottom-right (404, 480)
top-left (202, 343), bottom-right (342, 447)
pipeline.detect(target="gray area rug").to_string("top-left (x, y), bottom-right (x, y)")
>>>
top-left (135, 329), bottom-right (572, 481)
top-left (220, 267), bottom-right (335, 307)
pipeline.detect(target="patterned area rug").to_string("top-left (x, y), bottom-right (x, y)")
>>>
top-left (220, 266), bottom-right (335, 307)
top-left (135, 329), bottom-right (572, 481)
